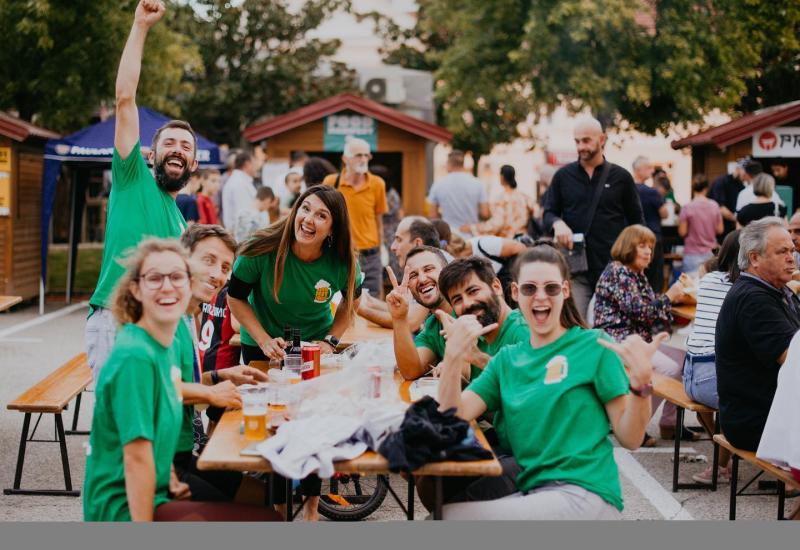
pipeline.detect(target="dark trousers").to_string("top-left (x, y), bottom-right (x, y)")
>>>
top-left (173, 451), bottom-right (242, 502)
top-left (242, 343), bottom-right (322, 500)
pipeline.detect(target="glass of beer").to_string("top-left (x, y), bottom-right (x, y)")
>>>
top-left (240, 384), bottom-right (268, 441)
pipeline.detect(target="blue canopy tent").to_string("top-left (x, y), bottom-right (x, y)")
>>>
top-left (40, 107), bottom-right (222, 311)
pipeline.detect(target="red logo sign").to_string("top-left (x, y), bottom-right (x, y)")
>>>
top-left (759, 131), bottom-right (778, 151)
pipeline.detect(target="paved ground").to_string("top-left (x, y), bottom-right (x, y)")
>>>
top-left (0, 302), bottom-right (795, 521)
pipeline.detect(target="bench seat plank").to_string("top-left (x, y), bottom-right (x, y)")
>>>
top-left (713, 434), bottom-right (800, 491)
top-left (652, 373), bottom-right (716, 413)
top-left (7, 354), bottom-right (91, 413)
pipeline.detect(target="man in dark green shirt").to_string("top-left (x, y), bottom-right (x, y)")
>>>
top-left (387, 247), bottom-right (529, 381)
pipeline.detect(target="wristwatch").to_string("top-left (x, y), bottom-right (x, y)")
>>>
top-left (629, 381), bottom-right (653, 397)
top-left (323, 335), bottom-right (340, 348)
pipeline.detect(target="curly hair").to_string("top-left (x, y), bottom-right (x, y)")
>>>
top-left (110, 238), bottom-right (191, 325)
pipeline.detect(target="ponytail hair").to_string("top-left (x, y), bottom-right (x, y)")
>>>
top-left (500, 164), bottom-right (517, 189)
top-left (511, 243), bottom-right (587, 329)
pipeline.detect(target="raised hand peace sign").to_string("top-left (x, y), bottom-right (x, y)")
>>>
top-left (385, 266), bottom-right (411, 321)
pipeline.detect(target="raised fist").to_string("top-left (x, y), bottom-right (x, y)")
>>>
top-left (135, 0), bottom-right (166, 29)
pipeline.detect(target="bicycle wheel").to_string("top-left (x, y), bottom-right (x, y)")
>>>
top-left (318, 473), bottom-right (389, 521)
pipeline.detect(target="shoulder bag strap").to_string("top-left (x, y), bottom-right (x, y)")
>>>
top-left (584, 162), bottom-right (610, 238)
top-left (475, 239), bottom-right (506, 265)
top-left (334, 172), bottom-right (341, 189)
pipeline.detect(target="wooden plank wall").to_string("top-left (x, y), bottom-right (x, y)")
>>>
top-left (6, 146), bottom-right (42, 299)
top-left (0, 137), bottom-right (10, 291)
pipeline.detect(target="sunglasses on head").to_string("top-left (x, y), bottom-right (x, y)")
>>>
top-left (517, 282), bottom-right (564, 297)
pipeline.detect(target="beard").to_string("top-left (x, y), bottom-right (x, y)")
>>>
top-left (463, 294), bottom-right (502, 327)
top-left (154, 154), bottom-right (192, 193)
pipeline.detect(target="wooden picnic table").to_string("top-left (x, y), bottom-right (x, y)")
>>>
top-left (0, 295), bottom-right (22, 312)
top-left (672, 304), bottom-right (696, 322)
top-left (197, 374), bottom-right (502, 521)
top-left (228, 315), bottom-right (392, 348)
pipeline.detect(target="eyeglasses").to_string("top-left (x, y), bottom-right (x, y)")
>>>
top-left (517, 282), bottom-right (564, 297)
top-left (137, 270), bottom-right (190, 290)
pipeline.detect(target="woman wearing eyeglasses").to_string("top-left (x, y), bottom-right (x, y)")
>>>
top-left (436, 244), bottom-right (665, 519)
top-left (83, 238), bottom-right (280, 522)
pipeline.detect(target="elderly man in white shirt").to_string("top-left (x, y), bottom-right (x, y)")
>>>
top-left (222, 151), bottom-right (256, 228)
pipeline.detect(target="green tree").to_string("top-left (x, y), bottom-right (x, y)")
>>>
top-left (376, 0), bottom-right (800, 148)
top-left (366, 0), bottom-right (533, 162)
top-left (170, 0), bottom-right (357, 146)
top-left (0, 0), bottom-right (200, 133)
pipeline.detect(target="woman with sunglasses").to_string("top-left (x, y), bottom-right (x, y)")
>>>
top-left (436, 244), bottom-right (665, 519)
top-left (83, 238), bottom-right (280, 522)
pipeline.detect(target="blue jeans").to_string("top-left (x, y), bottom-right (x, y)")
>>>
top-left (681, 252), bottom-right (713, 277)
top-left (682, 353), bottom-right (719, 409)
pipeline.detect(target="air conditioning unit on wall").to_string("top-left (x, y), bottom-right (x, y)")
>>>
top-left (360, 73), bottom-right (407, 105)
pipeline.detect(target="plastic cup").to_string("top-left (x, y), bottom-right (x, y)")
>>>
top-left (283, 355), bottom-right (304, 383)
top-left (239, 384), bottom-right (268, 441)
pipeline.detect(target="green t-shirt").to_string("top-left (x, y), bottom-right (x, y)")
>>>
top-left (232, 248), bottom-right (363, 345)
top-left (414, 308), bottom-right (530, 380)
top-left (83, 324), bottom-right (184, 521)
top-left (174, 318), bottom-right (197, 454)
top-left (89, 142), bottom-right (187, 309)
top-left (467, 327), bottom-right (630, 511)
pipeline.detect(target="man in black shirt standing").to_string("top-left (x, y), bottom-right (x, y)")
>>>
top-left (543, 117), bottom-right (644, 316)
top-left (633, 156), bottom-right (667, 292)
top-left (716, 217), bottom-right (800, 452)
top-left (708, 160), bottom-right (745, 239)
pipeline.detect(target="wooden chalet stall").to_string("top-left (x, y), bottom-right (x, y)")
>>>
top-left (0, 113), bottom-right (59, 301)
top-left (243, 93), bottom-right (452, 215)
top-left (672, 100), bottom-right (800, 212)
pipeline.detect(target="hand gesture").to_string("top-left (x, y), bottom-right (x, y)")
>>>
top-left (259, 336), bottom-right (286, 361)
top-left (665, 277), bottom-right (687, 304)
top-left (135, 0), bottom-right (166, 29)
top-left (169, 468), bottom-right (191, 501)
top-left (207, 380), bottom-right (242, 409)
top-left (597, 332), bottom-right (669, 388)
top-left (385, 266), bottom-right (410, 321)
top-left (218, 365), bottom-right (268, 386)
top-left (438, 312), bottom-right (498, 363)
top-left (553, 220), bottom-right (574, 250)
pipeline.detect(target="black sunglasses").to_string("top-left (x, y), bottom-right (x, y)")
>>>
top-left (517, 282), bottom-right (564, 297)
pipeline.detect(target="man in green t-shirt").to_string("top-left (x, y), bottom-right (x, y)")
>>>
top-left (86, 0), bottom-right (200, 380)
top-left (387, 247), bottom-right (528, 381)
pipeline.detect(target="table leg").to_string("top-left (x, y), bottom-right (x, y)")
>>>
top-left (433, 476), bottom-right (443, 520)
top-left (407, 476), bottom-right (415, 521)
top-left (285, 477), bottom-right (293, 522)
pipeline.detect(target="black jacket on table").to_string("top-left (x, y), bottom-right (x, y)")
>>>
top-left (543, 159), bottom-right (644, 287)
top-left (715, 273), bottom-right (800, 450)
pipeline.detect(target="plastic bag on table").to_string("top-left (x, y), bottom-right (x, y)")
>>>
top-left (288, 338), bottom-right (403, 419)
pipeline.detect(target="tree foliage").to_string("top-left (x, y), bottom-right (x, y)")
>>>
top-left (375, 0), bottom-right (800, 155)
top-left (170, 0), bottom-right (358, 145)
top-left (0, 0), bottom-right (200, 133)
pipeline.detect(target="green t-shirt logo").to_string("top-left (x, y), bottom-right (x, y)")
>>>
top-left (314, 279), bottom-right (332, 303)
top-left (543, 355), bottom-right (569, 385)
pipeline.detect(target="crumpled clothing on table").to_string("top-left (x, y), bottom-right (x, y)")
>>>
top-left (256, 404), bottom-right (405, 480)
top-left (378, 396), bottom-right (492, 472)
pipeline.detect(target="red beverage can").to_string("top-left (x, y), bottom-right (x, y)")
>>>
top-left (301, 344), bottom-right (321, 380)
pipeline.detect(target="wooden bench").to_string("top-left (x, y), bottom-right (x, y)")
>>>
top-left (652, 371), bottom-right (719, 492)
top-left (4, 353), bottom-right (92, 497)
top-left (713, 434), bottom-right (800, 520)
top-left (0, 295), bottom-right (22, 312)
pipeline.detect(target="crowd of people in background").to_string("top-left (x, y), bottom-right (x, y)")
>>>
top-left (81, 0), bottom-right (800, 524)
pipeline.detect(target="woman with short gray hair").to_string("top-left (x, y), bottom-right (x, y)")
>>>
top-left (736, 174), bottom-right (787, 227)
